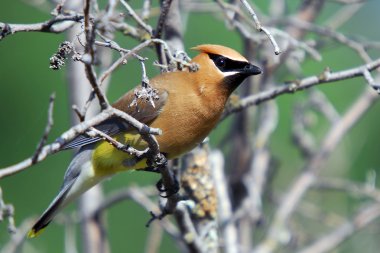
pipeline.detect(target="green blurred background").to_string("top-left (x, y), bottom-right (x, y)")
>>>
top-left (1, 1), bottom-right (380, 252)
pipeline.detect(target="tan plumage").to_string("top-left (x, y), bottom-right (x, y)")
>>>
top-left (28, 44), bottom-right (262, 237)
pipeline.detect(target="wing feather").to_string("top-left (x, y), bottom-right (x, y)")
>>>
top-left (61, 87), bottom-right (168, 150)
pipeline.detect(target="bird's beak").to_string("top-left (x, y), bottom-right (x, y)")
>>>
top-left (244, 63), bottom-right (262, 76)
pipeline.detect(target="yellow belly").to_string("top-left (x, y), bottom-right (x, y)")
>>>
top-left (91, 132), bottom-right (149, 176)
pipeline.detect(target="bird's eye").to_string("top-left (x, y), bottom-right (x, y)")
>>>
top-left (216, 57), bottom-right (226, 68)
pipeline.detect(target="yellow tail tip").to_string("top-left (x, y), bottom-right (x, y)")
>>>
top-left (27, 228), bottom-right (45, 238)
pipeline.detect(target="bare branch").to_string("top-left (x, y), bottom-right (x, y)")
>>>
top-left (174, 202), bottom-right (206, 253)
top-left (279, 18), bottom-right (372, 62)
top-left (313, 177), bottom-right (380, 202)
top-left (0, 108), bottom-right (161, 179)
top-left (120, 0), bottom-right (153, 35)
top-left (141, 0), bottom-right (152, 21)
top-left (0, 218), bottom-right (34, 253)
top-left (0, 14), bottom-right (83, 40)
top-left (211, 151), bottom-right (239, 253)
top-left (254, 87), bottom-right (379, 253)
top-left (97, 39), bottom-right (156, 84)
top-left (83, 0), bottom-right (110, 111)
top-left (298, 204), bottom-right (380, 253)
top-left (31, 93), bottom-right (56, 164)
top-left (0, 187), bottom-right (16, 234)
top-left (144, 222), bottom-right (163, 253)
top-left (87, 127), bottom-right (148, 158)
top-left (154, 0), bottom-right (174, 65)
top-left (223, 58), bottom-right (380, 119)
top-left (92, 186), bottom-right (180, 239)
top-left (239, 0), bottom-right (281, 55)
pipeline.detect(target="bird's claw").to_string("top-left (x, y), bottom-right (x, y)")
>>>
top-left (155, 178), bottom-right (180, 198)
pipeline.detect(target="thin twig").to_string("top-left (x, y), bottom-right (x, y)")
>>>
top-left (98, 38), bottom-right (194, 86)
top-left (0, 14), bottom-right (83, 40)
top-left (313, 177), bottom-right (380, 202)
top-left (222, 57), bottom-right (380, 119)
top-left (279, 18), bottom-right (372, 62)
top-left (31, 93), bottom-right (56, 164)
top-left (239, 0), bottom-right (281, 55)
top-left (298, 203), bottom-right (380, 253)
top-left (120, 0), bottom-right (153, 35)
top-left (88, 127), bottom-right (148, 158)
top-left (141, 0), bottom-right (152, 21)
top-left (0, 187), bottom-right (16, 234)
top-left (83, 0), bottom-right (110, 111)
top-left (91, 186), bottom-right (180, 240)
top-left (154, 0), bottom-right (174, 65)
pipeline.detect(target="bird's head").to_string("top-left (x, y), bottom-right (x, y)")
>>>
top-left (191, 44), bottom-right (262, 93)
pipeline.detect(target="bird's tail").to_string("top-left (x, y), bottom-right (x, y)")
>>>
top-left (27, 181), bottom-right (75, 238)
top-left (28, 146), bottom-right (95, 238)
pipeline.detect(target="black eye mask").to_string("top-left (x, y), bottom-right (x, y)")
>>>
top-left (207, 53), bottom-right (262, 92)
top-left (208, 53), bottom-right (252, 73)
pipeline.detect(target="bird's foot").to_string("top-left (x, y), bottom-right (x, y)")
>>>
top-left (155, 177), bottom-right (180, 198)
top-left (145, 210), bottom-right (168, 227)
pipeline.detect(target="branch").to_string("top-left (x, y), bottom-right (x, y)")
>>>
top-left (0, 108), bottom-right (161, 179)
top-left (146, 155), bottom-right (182, 228)
top-left (97, 39), bottom-right (159, 85)
top-left (154, 0), bottom-right (174, 65)
top-left (312, 177), bottom-right (380, 202)
top-left (144, 221), bottom-right (163, 253)
top-left (141, 0), bottom-right (152, 21)
top-left (223, 57), bottom-right (380, 119)
top-left (298, 203), bottom-right (380, 253)
top-left (279, 17), bottom-right (372, 62)
top-left (120, 0), bottom-right (153, 35)
top-left (0, 187), bottom-right (16, 234)
top-left (0, 14), bottom-right (83, 40)
top-left (31, 93), bottom-right (56, 164)
top-left (210, 151), bottom-right (239, 253)
top-left (91, 186), bottom-right (157, 216)
top-left (253, 87), bottom-right (379, 253)
top-left (90, 185), bottom-right (180, 240)
top-left (83, 0), bottom-right (110, 111)
top-left (87, 127), bottom-right (148, 158)
top-left (0, 218), bottom-right (34, 253)
top-left (239, 0), bottom-right (281, 55)
top-left (173, 202), bottom-right (206, 253)
top-left (155, 0), bottom-right (174, 40)
top-left (179, 145), bottom-right (219, 252)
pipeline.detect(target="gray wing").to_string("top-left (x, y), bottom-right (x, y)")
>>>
top-left (61, 118), bottom-right (129, 150)
top-left (61, 87), bottom-right (168, 150)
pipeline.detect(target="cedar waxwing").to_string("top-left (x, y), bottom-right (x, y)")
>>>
top-left (28, 44), bottom-right (262, 237)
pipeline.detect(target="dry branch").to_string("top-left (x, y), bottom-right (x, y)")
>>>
top-left (223, 58), bottom-right (380, 119)
top-left (0, 108), bottom-right (161, 179)
top-left (239, 0), bottom-right (281, 55)
top-left (298, 204), bottom-right (380, 253)
top-left (0, 14), bottom-right (83, 39)
top-left (254, 87), bottom-right (379, 253)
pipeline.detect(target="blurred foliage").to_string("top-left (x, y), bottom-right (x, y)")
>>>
top-left (1, 0), bottom-right (380, 252)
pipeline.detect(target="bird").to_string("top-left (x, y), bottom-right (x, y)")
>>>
top-left (28, 44), bottom-right (262, 238)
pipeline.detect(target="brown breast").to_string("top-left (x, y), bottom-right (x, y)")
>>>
top-left (149, 71), bottom-right (228, 158)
